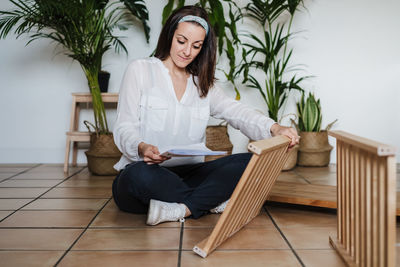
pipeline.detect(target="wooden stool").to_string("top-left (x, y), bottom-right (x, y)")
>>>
top-left (64, 93), bottom-right (119, 173)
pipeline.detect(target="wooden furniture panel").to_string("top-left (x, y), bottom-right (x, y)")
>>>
top-left (64, 93), bottom-right (119, 173)
top-left (329, 130), bottom-right (396, 267)
top-left (193, 135), bottom-right (290, 258)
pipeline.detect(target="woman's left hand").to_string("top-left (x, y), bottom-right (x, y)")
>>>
top-left (270, 123), bottom-right (300, 149)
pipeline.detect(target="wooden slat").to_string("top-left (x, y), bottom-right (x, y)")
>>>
top-left (193, 136), bottom-right (290, 258)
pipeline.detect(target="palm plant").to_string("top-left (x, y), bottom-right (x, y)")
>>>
top-left (0, 0), bottom-right (150, 135)
top-left (161, 0), bottom-right (243, 99)
top-left (241, 0), bottom-right (308, 122)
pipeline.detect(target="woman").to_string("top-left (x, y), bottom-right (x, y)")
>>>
top-left (112, 6), bottom-right (299, 225)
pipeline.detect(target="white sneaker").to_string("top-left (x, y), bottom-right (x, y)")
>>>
top-left (146, 199), bottom-right (186, 226)
top-left (210, 199), bottom-right (230, 214)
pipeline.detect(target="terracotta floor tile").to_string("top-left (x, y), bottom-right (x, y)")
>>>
top-left (0, 199), bottom-right (33, 210)
top-left (0, 229), bottom-right (83, 250)
top-left (0, 210), bottom-right (13, 220)
top-left (102, 199), bottom-right (120, 212)
top-left (0, 173), bottom-right (14, 180)
top-left (72, 228), bottom-right (180, 250)
top-left (296, 249), bottom-right (346, 267)
top-left (0, 164), bottom-right (37, 168)
top-left (0, 179), bottom-right (63, 187)
top-left (182, 250), bottom-right (301, 267)
top-left (12, 172), bottom-right (70, 179)
top-left (57, 178), bottom-right (113, 188)
top-left (40, 187), bottom-right (112, 198)
top-left (184, 211), bottom-right (274, 229)
top-left (58, 251), bottom-right (178, 267)
top-left (0, 251), bottom-right (64, 267)
top-left (90, 211), bottom-right (180, 228)
top-left (182, 227), bottom-right (288, 250)
top-left (281, 227), bottom-right (336, 249)
top-left (277, 171), bottom-right (309, 184)
top-left (69, 170), bottom-right (116, 180)
top-left (267, 206), bottom-right (337, 229)
top-left (0, 188), bottom-right (49, 198)
top-left (22, 198), bottom-right (108, 210)
top-left (0, 210), bottom-right (97, 228)
top-left (28, 164), bottom-right (82, 173)
top-left (0, 167), bottom-right (31, 173)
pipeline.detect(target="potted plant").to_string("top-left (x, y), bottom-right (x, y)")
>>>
top-left (0, 0), bottom-right (150, 175)
top-left (294, 92), bottom-right (337, 167)
top-left (240, 0), bottom-right (308, 170)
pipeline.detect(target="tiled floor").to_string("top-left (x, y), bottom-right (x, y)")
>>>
top-left (0, 163), bottom-right (398, 267)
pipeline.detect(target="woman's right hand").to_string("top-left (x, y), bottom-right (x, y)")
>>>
top-left (138, 142), bottom-right (170, 165)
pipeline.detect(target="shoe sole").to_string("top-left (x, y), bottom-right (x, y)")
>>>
top-left (146, 199), bottom-right (159, 225)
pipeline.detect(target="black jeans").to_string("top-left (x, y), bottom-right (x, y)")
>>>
top-left (112, 153), bottom-right (252, 218)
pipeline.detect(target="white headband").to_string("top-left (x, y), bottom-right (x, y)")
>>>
top-left (178, 15), bottom-right (209, 35)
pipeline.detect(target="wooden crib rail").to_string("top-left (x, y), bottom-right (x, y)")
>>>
top-left (328, 130), bottom-right (397, 267)
top-left (193, 135), bottom-right (290, 258)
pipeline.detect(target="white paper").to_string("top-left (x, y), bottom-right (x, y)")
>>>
top-left (159, 143), bottom-right (227, 157)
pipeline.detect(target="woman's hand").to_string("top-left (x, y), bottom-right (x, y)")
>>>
top-left (138, 142), bottom-right (170, 165)
top-left (270, 123), bottom-right (300, 149)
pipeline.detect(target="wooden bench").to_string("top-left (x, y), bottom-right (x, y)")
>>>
top-left (63, 93), bottom-right (119, 173)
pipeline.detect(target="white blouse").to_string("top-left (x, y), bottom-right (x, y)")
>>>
top-left (113, 57), bottom-right (276, 170)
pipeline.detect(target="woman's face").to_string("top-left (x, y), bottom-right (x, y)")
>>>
top-left (169, 21), bottom-right (206, 69)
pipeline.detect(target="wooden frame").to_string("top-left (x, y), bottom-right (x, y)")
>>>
top-left (329, 130), bottom-right (396, 267)
top-left (64, 93), bottom-right (118, 173)
top-left (193, 135), bottom-right (290, 258)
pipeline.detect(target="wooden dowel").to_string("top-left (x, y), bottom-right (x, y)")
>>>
top-left (372, 156), bottom-right (378, 266)
top-left (386, 156), bottom-right (396, 267)
top-left (365, 154), bottom-right (371, 267)
top-left (378, 158), bottom-right (386, 267)
top-left (360, 152), bottom-right (366, 266)
top-left (350, 147), bottom-right (355, 258)
top-left (337, 141), bottom-right (342, 243)
top-left (345, 143), bottom-right (350, 252)
top-left (354, 148), bottom-right (361, 265)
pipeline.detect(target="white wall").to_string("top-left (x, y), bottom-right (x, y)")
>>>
top-left (0, 0), bottom-right (399, 163)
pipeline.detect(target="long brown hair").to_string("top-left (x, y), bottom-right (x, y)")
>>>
top-left (154, 6), bottom-right (217, 98)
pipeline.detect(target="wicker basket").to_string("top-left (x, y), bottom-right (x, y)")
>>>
top-left (85, 133), bottom-right (121, 175)
top-left (205, 125), bottom-right (233, 161)
top-left (282, 145), bottom-right (299, 171)
top-left (297, 131), bottom-right (333, 167)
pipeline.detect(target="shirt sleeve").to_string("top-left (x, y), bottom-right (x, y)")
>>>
top-left (209, 86), bottom-right (277, 140)
top-left (113, 61), bottom-right (144, 161)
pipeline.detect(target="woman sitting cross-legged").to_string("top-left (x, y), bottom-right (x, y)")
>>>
top-left (112, 5), bottom-right (299, 226)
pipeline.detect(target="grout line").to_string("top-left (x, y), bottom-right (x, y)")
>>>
top-left (177, 221), bottom-right (184, 267)
top-left (54, 198), bottom-right (112, 266)
top-left (0, 167), bottom-right (86, 223)
top-left (0, 164), bottom-right (42, 183)
top-left (264, 206), bottom-right (306, 267)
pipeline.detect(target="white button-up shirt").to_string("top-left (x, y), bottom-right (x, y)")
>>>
top-left (113, 57), bottom-right (276, 170)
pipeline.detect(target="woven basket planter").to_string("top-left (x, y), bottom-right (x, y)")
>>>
top-left (85, 133), bottom-right (121, 175)
top-left (282, 145), bottom-right (299, 171)
top-left (205, 125), bottom-right (233, 162)
top-left (297, 131), bottom-right (333, 167)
